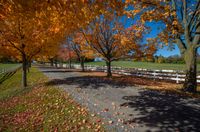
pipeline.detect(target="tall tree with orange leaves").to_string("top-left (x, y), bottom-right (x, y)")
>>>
top-left (126, 0), bottom-right (200, 92)
top-left (0, 0), bottom-right (69, 87)
top-left (68, 33), bottom-right (94, 71)
top-left (82, 14), bottom-right (145, 77)
top-left (0, 0), bottom-right (112, 87)
top-left (57, 45), bottom-right (77, 68)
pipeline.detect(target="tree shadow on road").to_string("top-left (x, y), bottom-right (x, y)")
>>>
top-left (39, 67), bottom-right (81, 73)
top-left (121, 90), bottom-right (200, 131)
top-left (42, 70), bottom-right (80, 73)
top-left (45, 76), bottom-right (132, 89)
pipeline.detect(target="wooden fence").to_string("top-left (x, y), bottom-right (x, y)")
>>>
top-left (46, 63), bottom-right (200, 84)
top-left (0, 65), bottom-right (21, 84)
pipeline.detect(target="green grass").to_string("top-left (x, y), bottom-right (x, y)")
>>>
top-left (0, 67), bottom-right (103, 131)
top-left (0, 63), bottom-right (20, 70)
top-left (84, 61), bottom-right (200, 71)
top-left (0, 68), bottom-right (44, 100)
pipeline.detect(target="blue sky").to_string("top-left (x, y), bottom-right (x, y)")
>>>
top-left (123, 16), bottom-right (181, 57)
top-left (145, 22), bottom-right (200, 57)
top-left (156, 45), bottom-right (180, 57)
top-left (145, 21), bottom-right (181, 57)
top-left (121, 1), bottom-right (200, 57)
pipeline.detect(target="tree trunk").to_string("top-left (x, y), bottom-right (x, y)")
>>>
top-left (22, 53), bottom-right (27, 88)
top-left (27, 65), bottom-right (30, 73)
top-left (50, 59), bottom-right (54, 66)
top-left (182, 47), bottom-right (197, 92)
top-left (29, 61), bottom-right (32, 68)
top-left (106, 61), bottom-right (112, 77)
top-left (27, 61), bottom-right (31, 73)
top-left (60, 61), bottom-right (64, 68)
top-left (80, 58), bottom-right (85, 72)
top-left (69, 59), bottom-right (72, 69)
top-left (55, 60), bottom-right (58, 68)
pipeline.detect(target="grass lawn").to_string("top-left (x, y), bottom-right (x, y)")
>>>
top-left (0, 63), bottom-right (20, 71)
top-left (84, 61), bottom-right (200, 71)
top-left (0, 67), bottom-right (103, 131)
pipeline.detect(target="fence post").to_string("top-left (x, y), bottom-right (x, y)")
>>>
top-left (176, 73), bottom-right (179, 83)
top-left (153, 71), bottom-right (156, 80)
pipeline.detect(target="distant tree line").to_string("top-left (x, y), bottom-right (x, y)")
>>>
top-left (154, 55), bottom-right (185, 64)
top-left (0, 55), bottom-right (18, 63)
top-left (135, 54), bottom-right (200, 64)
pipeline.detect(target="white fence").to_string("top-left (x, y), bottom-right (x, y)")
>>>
top-left (46, 63), bottom-right (200, 84)
top-left (0, 65), bottom-right (22, 84)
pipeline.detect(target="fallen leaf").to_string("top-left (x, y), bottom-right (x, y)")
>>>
top-left (108, 120), bottom-right (113, 124)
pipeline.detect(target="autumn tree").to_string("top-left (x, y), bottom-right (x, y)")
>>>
top-left (45, 0), bottom-right (126, 71)
top-left (67, 33), bottom-right (94, 71)
top-left (82, 14), bottom-right (145, 77)
top-left (0, 45), bottom-right (17, 62)
top-left (0, 0), bottom-right (67, 87)
top-left (126, 0), bottom-right (200, 92)
top-left (39, 0), bottom-right (124, 69)
top-left (0, 0), bottom-right (107, 87)
top-left (123, 23), bottom-right (155, 62)
top-left (0, 1), bottom-right (46, 87)
top-left (0, 0), bottom-right (145, 86)
top-left (132, 43), bottom-right (157, 62)
top-left (138, 38), bottom-right (157, 62)
top-left (57, 45), bottom-right (76, 68)
top-left (35, 29), bottom-right (66, 67)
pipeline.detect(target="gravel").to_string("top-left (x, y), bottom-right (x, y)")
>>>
top-left (39, 66), bottom-right (200, 132)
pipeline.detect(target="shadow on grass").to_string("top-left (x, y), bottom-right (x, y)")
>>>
top-left (45, 76), bottom-right (132, 89)
top-left (121, 90), bottom-right (200, 131)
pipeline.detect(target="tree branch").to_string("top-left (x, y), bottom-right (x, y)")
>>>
top-left (7, 39), bottom-right (23, 54)
top-left (193, 24), bottom-right (200, 45)
top-left (176, 37), bottom-right (187, 55)
top-left (189, 0), bottom-right (200, 30)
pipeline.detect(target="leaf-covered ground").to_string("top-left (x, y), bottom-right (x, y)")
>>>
top-left (79, 71), bottom-right (200, 98)
top-left (0, 68), bottom-right (104, 131)
top-left (41, 67), bottom-right (200, 131)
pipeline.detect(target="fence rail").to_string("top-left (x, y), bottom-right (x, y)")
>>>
top-left (45, 63), bottom-right (200, 84)
top-left (0, 65), bottom-right (22, 84)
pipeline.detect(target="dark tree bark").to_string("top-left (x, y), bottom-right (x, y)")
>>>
top-left (27, 61), bottom-right (31, 73)
top-left (68, 59), bottom-right (72, 69)
top-left (59, 61), bottom-right (63, 68)
top-left (22, 53), bottom-right (27, 88)
top-left (182, 47), bottom-right (197, 92)
top-left (106, 60), bottom-right (112, 77)
top-left (172, 0), bottom-right (200, 93)
top-left (29, 61), bottom-right (32, 68)
top-left (54, 60), bottom-right (58, 67)
top-left (50, 59), bottom-right (54, 66)
top-left (80, 57), bottom-right (85, 72)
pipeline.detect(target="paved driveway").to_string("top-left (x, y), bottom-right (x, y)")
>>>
top-left (40, 66), bottom-right (200, 132)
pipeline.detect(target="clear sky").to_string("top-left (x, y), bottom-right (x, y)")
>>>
top-left (145, 22), bottom-right (200, 57)
top-left (122, 1), bottom-right (199, 58)
top-left (145, 21), bottom-right (181, 57)
top-left (122, 16), bottom-right (181, 57)
top-left (155, 45), bottom-right (180, 57)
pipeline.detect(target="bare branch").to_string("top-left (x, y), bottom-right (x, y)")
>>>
top-left (193, 25), bottom-right (200, 45)
top-left (189, 0), bottom-right (200, 29)
top-left (7, 39), bottom-right (23, 54)
top-left (176, 37), bottom-right (187, 55)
